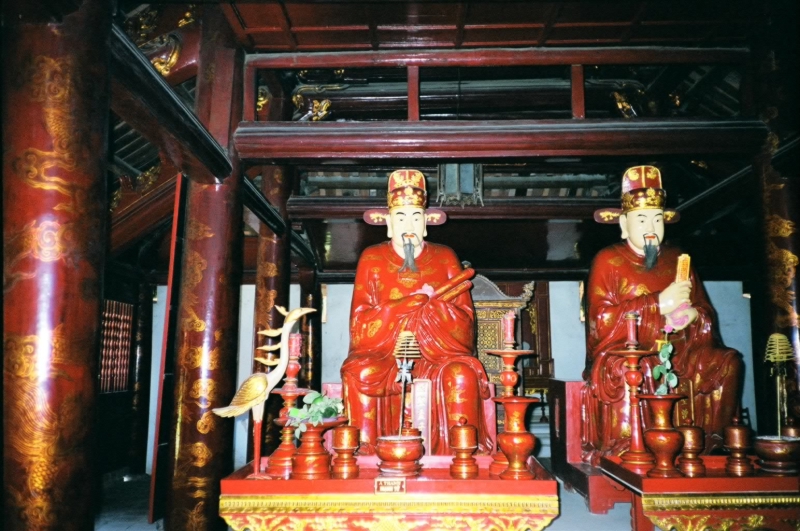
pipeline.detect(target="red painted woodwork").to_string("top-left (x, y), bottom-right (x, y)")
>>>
top-left (2, 1), bottom-right (111, 529)
top-left (253, 165), bottom-right (293, 456)
top-left (148, 172), bottom-right (185, 523)
top-left (244, 46), bottom-right (749, 69)
top-left (549, 381), bottom-right (630, 514)
top-left (219, 456), bottom-right (558, 530)
top-left (224, 1), bottom-right (759, 52)
top-left (570, 64), bottom-right (585, 119)
top-left (111, 165), bottom-right (178, 254)
top-left (600, 456), bottom-right (800, 531)
top-left (288, 196), bottom-right (616, 220)
top-left (163, 9), bottom-right (244, 531)
top-left (298, 269), bottom-right (322, 391)
top-left (407, 65), bottom-right (420, 121)
top-left (234, 119), bottom-right (768, 160)
top-left (142, 24), bottom-right (200, 86)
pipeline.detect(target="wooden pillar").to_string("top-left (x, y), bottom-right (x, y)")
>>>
top-left (571, 65), bottom-right (586, 119)
top-left (2, 1), bottom-right (111, 529)
top-left (164, 9), bottom-right (243, 531)
top-left (750, 3), bottom-right (799, 434)
top-left (128, 283), bottom-right (154, 473)
top-left (254, 165), bottom-right (292, 455)
top-left (299, 269), bottom-right (323, 391)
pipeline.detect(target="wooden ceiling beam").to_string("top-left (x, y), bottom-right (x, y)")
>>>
top-left (110, 24), bottom-right (232, 183)
top-left (287, 197), bottom-right (617, 221)
top-left (245, 46), bottom-right (748, 70)
top-left (235, 119), bottom-right (768, 160)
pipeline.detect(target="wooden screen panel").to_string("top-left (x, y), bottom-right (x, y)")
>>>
top-left (99, 299), bottom-right (135, 393)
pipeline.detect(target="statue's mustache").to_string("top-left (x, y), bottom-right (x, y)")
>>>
top-left (643, 233), bottom-right (659, 270)
top-left (398, 234), bottom-right (419, 273)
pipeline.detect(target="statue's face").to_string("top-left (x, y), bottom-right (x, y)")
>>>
top-left (619, 208), bottom-right (665, 254)
top-left (387, 205), bottom-right (427, 255)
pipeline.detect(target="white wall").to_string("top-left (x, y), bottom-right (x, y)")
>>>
top-left (146, 285), bottom-right (168, 475)
top-left (705, 281), bottom-right (757, 430)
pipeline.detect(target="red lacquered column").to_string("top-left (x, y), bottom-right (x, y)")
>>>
top-left (3, 1), bottom-right (111, 529)
top-left (164, 10), bottom-right (243, 531)
top-left (253, 165), bottom-right (292, 456)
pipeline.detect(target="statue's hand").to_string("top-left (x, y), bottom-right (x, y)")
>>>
top-left (658, 280), bottom-right (692, 315)
top-left (665, 304), bottom-right (698, 331)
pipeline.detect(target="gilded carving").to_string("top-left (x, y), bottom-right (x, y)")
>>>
top-left (185, 500), bottom-right (209, 531)
top-left (186, 219), bottom-right (215, 241)
top-left (262, 262), bottom-right (279, 277)
top-left (256, 86), bottom-right (269, 112)
top-left (190, 378), bottom-right (217, 404)
top-left (190, 442), bottom-right (213, 467)
top-left (222, 512), bottom-right (556, 531)
top-left (196, 411), bottom-right (216, 434)
top-left (762, 171), bottom-right (799, 329)
top-left (4, 330), bottom-right (92, 528)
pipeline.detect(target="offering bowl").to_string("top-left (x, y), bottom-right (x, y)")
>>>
top-left (753, 436), bottom-right (800, 475)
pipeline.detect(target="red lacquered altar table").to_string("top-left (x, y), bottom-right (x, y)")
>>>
top-left (600, 456), bottom-right (800, 531)
top-left (220, 455), bottom-right (559, 531)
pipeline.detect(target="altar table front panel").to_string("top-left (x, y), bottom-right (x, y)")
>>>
top-left (600, 456), bottom-right (800, 531)
top-left (220, 455), bottom-right (559, 531)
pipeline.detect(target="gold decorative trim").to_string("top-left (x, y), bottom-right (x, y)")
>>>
top-left (219, 493), bottom-right (559, 516)
top-left (147, 34), bottom-right (181, 76)
top-left (642, 493), bottom-right (800, 512)
top-left (310, 99), bottom-right (331, 121)
top-left (292, 84), bottom-right (348, 110)
top-left (256, 86), bottom-right (269, 112)
top-left (222, 513), bottom-right (556, 531)
top-left (178, 4), bottom-right (197, 28)
top-left (474, 301), bottom-right (528, 310)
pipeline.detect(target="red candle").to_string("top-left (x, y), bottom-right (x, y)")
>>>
top-left (502, 311), bottom-right (515, 346)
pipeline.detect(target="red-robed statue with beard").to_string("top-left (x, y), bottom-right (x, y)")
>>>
top-left (341, 169), bottom-right (494, 455)
top-left (581, 166), bottom-right (743, 465)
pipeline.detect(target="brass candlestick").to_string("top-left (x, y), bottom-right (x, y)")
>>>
top-left (677, 380), bottom-right (705, 477)
top-left (609, 312), bottom-right (656, 474)
top-left (724, 413), bottom-right (754, 477)
top-left (449, 417), bottom-right (479, 479)
top-left (267, 333), bottom-right (311, 479)
top-left (486, 311), bottom-right (536, 478)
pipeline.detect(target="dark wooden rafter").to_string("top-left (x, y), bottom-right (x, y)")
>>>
top-left (235, 119), bottom-right (768, 160)
top-left (454, 3), bottom-right (467, 49)
top-left (276, 2), bottom-right (298, 52)
top-left (537, 4), bottom-right (561, 46)
top-left (241, 177), bottom-right (318, 269)
top-left (677, 137), bottom-right (800, 229)
top-left (242, 176), bottom-right (286, 235)
top-left (618, 3), bottom-right (646, 44)
top-left (245, 46), bottom-right (749, 70)
top-left (109, 24), bottom-right (232, 183)
top-left (288, 196), bottom-right (617, 221)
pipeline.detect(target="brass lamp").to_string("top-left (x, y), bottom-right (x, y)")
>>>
top-left (764, 333), bottom-right (794, 435)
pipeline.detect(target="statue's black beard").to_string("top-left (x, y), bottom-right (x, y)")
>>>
top-left (643, 240), bottom-right (659, 270)
top-left (399, 238), bottom-right (418, 273)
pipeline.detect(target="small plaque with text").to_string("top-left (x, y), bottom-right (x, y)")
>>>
top-left (374, 477), bottom-right (406, 494)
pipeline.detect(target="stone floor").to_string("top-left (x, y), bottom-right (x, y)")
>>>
top-left (95, 463), bottom-right (633, 531)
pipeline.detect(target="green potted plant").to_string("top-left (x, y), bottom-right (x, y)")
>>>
top-left (652, 325), bottom-right (678, 395)
top-left (288, 391), bottom-right (344, 438)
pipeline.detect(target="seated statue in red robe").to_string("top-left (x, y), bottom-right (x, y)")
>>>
top-left (582, 166), bottom-right (742, 465)
top-left (341, 169), bottom-right (494, 455)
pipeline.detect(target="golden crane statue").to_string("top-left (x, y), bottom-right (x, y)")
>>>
top-left (213, 305), bottom-right (316, 477)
